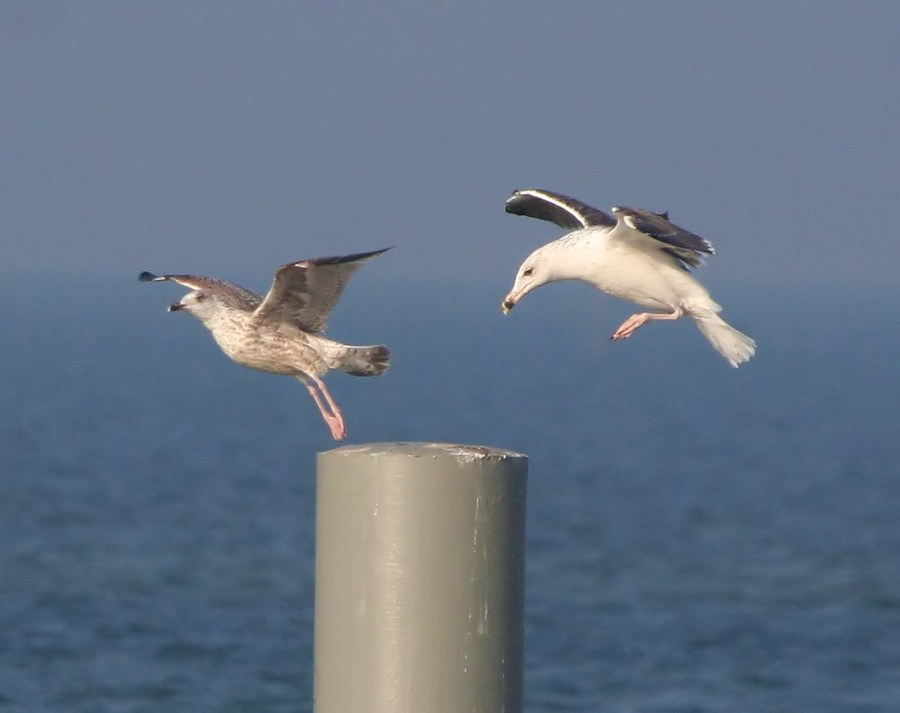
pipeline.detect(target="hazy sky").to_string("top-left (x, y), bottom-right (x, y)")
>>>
top-left (2, 2), bottom-right (898, 290)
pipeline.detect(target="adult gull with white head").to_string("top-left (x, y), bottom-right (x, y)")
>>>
top-left (501, 189), bottom-right (755, 367)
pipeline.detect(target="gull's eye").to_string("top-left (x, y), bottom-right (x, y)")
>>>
top-left (522, 267), bottom-right (534, 278)
top-left (195, 292), bottom-right (207, 302)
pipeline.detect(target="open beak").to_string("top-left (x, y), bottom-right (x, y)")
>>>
top-left (501, 296), bottom-right (516, 315)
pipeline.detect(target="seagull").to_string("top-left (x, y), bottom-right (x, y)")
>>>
top-left (140, 248), bottom-right (392, 441)
top-left (501, 188), bottom-right (756, 367)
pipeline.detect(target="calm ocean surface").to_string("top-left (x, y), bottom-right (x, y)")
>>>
top-left (1, 275), bottom-right (898, 712)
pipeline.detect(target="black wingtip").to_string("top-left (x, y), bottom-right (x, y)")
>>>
top-left (307, 247), bottom-right (394, 267)
top-left (139, 271), bottom-right (158, 282)
top-left (353, 246), bottom-right (393, 260)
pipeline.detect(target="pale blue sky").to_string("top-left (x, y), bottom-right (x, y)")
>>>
top-left (2, 1), bottom-right (898, 290)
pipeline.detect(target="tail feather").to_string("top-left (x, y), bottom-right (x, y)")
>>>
top-left (337, 345), bottom-right (391, 377)
top-left (692, 313), bottom-right (756, 368)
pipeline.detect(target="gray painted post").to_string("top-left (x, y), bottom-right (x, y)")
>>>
top-left (314, 442), bottom-right (528, 713)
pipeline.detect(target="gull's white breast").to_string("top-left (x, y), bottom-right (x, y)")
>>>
top-left (570, 228), bottom-right (715, 312)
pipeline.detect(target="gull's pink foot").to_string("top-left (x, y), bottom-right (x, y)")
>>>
top-left (305, 381), bottom-right (347, 441)
top-left (611, 308), bottom-right (684, 341)
top-left (611, 314), bottom-right (649, 340)
top-left (324, 414), bottom-right (347, 441)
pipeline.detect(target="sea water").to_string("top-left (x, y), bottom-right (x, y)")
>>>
top-left (1, 275), bottom-right (898, 712)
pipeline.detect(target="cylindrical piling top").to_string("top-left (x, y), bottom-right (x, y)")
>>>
top-left (314, 441), bottom-right (527, 713)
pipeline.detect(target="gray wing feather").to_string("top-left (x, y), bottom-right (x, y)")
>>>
top-left (139, 272), bottom-right (262, 310)
top-left (612, 206), bottom-right (715, 268)
top-left (254, 248), bottom-right (391, 333)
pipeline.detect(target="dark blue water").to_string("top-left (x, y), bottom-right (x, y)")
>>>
top-left (2, 275), bottom-right (898, 712)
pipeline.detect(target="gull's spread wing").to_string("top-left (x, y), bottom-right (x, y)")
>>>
top-left (253, 248), bottom-right (392, 333)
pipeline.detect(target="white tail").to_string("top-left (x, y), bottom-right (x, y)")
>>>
top-left (692, 313), bottom-right (756, 368)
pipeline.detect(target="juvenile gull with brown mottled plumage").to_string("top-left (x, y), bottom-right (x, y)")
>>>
top-left (140, 248), bottom-right (391, 440)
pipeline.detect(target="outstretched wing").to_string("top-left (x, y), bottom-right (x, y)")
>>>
top-left (139, 272), bottom-right (262, 310)
top-left (610, 206), bottom-right (715, 268)
top-left (505, 188), bottom-right (616, 229)
top-left (254, 247), bottom-right (392, 333)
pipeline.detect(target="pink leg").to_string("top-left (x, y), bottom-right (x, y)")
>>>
top-left (302, 378), bottom-right (347, 441)
top-left (611, 307), bottom-right (683, 341)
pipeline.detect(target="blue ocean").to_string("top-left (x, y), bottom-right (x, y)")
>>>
top-left (1, 275), bottom-right (898, 712)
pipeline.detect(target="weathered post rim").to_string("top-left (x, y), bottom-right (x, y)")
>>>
top-left (322, 441), bottom-right (527, 462)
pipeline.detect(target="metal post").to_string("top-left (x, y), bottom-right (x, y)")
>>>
top-left (314, 442), bottom-right (528, 713)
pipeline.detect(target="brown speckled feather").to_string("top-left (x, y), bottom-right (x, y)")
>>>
top-left (254, 248), bottom-right (392, 333)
